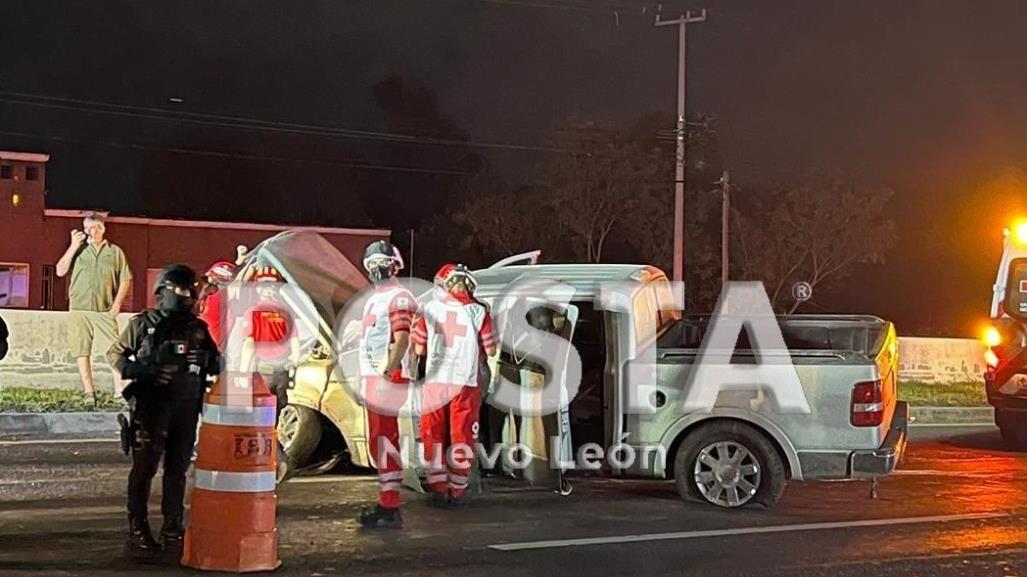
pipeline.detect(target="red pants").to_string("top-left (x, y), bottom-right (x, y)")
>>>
top-left (364, 376), bottom-right (409, 509)
top-left (420, 384), bottom-right (481, 498)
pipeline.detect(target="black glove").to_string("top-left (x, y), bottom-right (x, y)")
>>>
top-left (122, 361), bottom-right (152, 380)
top-left (123, 362), bottom-right (175, 385)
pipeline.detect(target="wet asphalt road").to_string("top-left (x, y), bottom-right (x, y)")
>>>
top-left (1, 425), bottom-right (1025, 577)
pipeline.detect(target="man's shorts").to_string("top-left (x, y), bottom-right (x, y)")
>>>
top-left (68, 310), bottom-right (119, 358)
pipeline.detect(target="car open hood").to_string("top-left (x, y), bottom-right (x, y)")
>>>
top-left (242, 230), bottom-right (368, 351)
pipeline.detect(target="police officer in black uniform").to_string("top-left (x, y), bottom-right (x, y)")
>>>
top-left (107, 264), bottom-right (220, 553)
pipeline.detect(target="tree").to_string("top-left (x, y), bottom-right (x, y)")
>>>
top-left (533, 119), bottom-right (671, 262)
top-left (452, 118), bottom-right (666, 264)
top-left (731, 176), bottom-right (896, 313)
top-left (449, 114), bottom-right (725, 291)
top-left (448, 173), bottom-right (570, 263)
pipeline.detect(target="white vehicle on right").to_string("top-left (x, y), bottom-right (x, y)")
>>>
top-left (984, 221), bottom-right (1027, 449)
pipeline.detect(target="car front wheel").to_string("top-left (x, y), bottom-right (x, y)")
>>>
top-left (277, 404), bottom-right (323, 480)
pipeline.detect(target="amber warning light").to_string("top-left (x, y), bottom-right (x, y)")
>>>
top-left (1006, 219), bottom-right (1027, 246)
top-left (982, 325), bottom-right (1002, 369)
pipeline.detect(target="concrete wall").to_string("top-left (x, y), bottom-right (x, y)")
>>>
top-left (0, 310), bottom-right (131, 391)
top-left (898, 337), bottom-right (985, 384)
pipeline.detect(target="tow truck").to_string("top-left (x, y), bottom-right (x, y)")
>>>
top-left (984, 221), bottom-right (1027, 448)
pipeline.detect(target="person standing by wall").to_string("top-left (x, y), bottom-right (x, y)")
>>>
top-left (56, 212), bottom-right (132, 402)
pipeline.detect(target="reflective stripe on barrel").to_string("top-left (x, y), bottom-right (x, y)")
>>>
top-left (194, 469), bottom-right (277, 493)
top-left (202, 404), bottom-right (277, 427)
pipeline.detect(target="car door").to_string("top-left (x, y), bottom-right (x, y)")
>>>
top-left (491, 300), bottom-right (579, 488)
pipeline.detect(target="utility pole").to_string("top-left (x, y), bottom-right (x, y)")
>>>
top-left (717, 170), bottom-right (730, 285)
top-left (656, 7), bottom-right (706, 284)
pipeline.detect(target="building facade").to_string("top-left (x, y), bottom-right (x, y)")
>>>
top-left (1, 150), bottom-right (388, 312)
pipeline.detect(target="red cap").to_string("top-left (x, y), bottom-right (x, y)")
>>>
top-left (205, 260), bottom-right (238, 284)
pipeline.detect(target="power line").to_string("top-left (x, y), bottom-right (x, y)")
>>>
top-left (0, 130), bottom-right (476, 175)
top-left (0, 91), bottom-right (688, 166)
top-left (474, 0), bottom-right (609, 12)
top-left (2, 125), bottom-right (694, 184)
top-left (0, 91), bottom-right (562, 153)
top-left (472, 0), bottom-right (650, 14)
top-left (0, 93), bottom-right (558, 152)
top-left (2, 90), bottom-right (656, 143)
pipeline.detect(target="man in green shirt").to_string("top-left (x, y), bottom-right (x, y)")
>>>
top-left (56, 212), bottom-right (133, 400)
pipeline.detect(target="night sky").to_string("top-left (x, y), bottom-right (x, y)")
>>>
top-left (3, 0), bottom-right (1027, 336)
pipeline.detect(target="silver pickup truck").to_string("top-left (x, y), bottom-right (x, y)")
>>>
top-left (260, 234), bottom-right (907, 509)
top-left (472, 261), bottom-right (908, 508)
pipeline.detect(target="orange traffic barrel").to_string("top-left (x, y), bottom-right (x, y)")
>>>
top-left (182, 372), bottom-right (281, 572)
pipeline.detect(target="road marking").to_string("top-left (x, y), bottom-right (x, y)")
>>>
top-left (488, 512), bottom-right (1008, 552)
top-left (0, 438), bottom-right (117, 446)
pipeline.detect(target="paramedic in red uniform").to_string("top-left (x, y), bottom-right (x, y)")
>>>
top-left (357, 241), bottom-right (417, 529)
top-left (413, 263), bottom-right (496, 508)
top-left (237, 266), bottom-right (299, 421)
top-left (197, 260), bottom-right (237, 353)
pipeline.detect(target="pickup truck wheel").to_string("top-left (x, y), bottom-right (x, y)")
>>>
top-left (674, 421), bottom-right (787, 509)
top-left (278, 405), bottom-right (322, 474)
top-left (995, 409), bottom-right (1026, 449)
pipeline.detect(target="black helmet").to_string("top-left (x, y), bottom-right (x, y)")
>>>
top-left (154, 264), bottom-right (198, 297)
top-left (363, 240), bottom-right (404, 283)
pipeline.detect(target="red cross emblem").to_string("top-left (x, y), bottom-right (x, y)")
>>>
top-left (434, 311), bottom-right (468, 348)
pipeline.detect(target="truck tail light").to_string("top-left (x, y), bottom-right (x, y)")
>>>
top-left (851, 379), bottom-right (884, 427)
